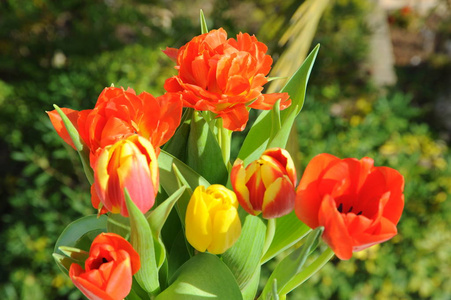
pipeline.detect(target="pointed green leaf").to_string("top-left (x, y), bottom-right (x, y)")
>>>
top-left (259, 227), bottom-right (323, 300)
top-left (146, 186), bottom-right (186, 270)
top-left (53, 104), bottom-right (94, 184)
top-left (237, 45), bottom-right (320, 165)
top-left (222, 214), bottom-right (266, 290)
top-left (187, 111), bottom-right (228, 185)
top-left (261, 211), bottom-right (310, 264)
top-left (124, 189), bottom-right (159, 294)
top-left (200, 10), bottom-right (208, 34)
top-left (147, 186), bottom-right (186, 236)
top-left (52, 253), bottom-right (78, 274)
top-left (156, 253), bottom-right (243, 300)
top-left (58, 246), bottom-right (89, 263)
top-left (279, 247), bottom-right (334, 296)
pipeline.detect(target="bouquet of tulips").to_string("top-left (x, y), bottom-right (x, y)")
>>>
top-left (48, 13), bottom-right (405, 300)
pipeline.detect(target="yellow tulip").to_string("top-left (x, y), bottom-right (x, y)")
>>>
top-left (185, 185), bottom-right (241, 254)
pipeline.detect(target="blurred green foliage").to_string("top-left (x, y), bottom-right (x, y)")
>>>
top-left (1, 0), bottom-right (450, 299)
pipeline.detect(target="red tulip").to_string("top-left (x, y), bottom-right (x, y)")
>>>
top-left (231, 148), bottom-right (297, 218)
top-left (94, 134), bottom-right (158, 217)
top-left (48, 87), bottom-right (182, 163)
top-left (164, 28), bottom-right (290, 131)
top-left (69, 233), bottom-right (140, 300)
top-left (295, 153), bottom-right (405, 260)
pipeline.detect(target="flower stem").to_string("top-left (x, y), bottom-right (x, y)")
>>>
top-left (216, 118), bottom-right (232, 169)
top-left (279, 247), bottom-right (334, 296)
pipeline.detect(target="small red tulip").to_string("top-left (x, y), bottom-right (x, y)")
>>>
top-left (231, 148), bottom-right (297, 219)
top-left (94, 134), bottom-right (158, 217)
top-left (295, 153), bottom-right (405, 260)
top-left (69, 233), bottom-right (140, 300)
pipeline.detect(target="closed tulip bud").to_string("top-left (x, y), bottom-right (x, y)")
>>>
top-left (185, 185), bottom-right (241, 254)
top-left (94, 134), bottom-right (158, 217)
top-left (231, 148), bottom-right (297, 219)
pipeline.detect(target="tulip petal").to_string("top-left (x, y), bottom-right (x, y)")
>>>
top-left (185, 187), bottom-right (213, 252)
top-left (319, 195), bottom-right (354, 260)
top-left (261, 176), bottom-right (295, 219)
top-left (209, 207), bottom-right (241, 254)
top-left (47, 108), bottom-right (80, 149)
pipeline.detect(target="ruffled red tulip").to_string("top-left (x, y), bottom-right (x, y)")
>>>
top-left (94, 134), bottom-right (158, 217)
top-left (295, 153), bottom-right (405, 260)
top-left (164, 28), bottom-right (290, 131)
top-left (47, 87), bottom-right (182, 163)
top-left (231, 148), bottom-right (297, 218)
top-left (69, 232), bottom-right (140, 300)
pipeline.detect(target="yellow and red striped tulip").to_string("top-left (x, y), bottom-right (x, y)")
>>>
top-left (185, 185), bottom-right (241, 254)
top-left (231, 148), bottom-right (297, 219)
top-left (93, 134), bottom-right (158, 217)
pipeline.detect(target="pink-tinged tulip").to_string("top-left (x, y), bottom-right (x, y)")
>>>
top-left (295, 153), bottom-right (405, 260)
top-left (94, 134), bottom-right (158, 217)
top-left (231, 148), bottom-right (297, 219)
top-left (69, 233), bottom-right (140, 300)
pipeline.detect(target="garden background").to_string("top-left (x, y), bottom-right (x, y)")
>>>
top-left (0, 0), bottom-right (450, 299)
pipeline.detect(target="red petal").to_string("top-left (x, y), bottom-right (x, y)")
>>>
top-left (47, 108), bottom-right (80, 150)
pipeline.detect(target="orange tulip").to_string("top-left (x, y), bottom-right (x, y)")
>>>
top-left (295, 153), bottom-right (405, 260)
top-left (164, 28), bottom-right (291, 131)
top-left (94, 134), bottom-right (158, 216)
top-left (48, 87), bottom-right (182, 163)
top-left (69, 232), bottom-right (140, 300)
top-left (231, 148), bottom-right (297, 218)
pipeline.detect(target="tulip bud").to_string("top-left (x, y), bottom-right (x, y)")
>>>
top-left (231, 148), bottom-right (297, 219)
top-left (185, 185), bottom-right (241, 254)
top-left (94, 134), bottom-right (158, 217)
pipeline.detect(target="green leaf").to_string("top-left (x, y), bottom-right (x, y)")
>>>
top-left (53, 104), bottom-right (94, 184)
top-left (107, 213), bottom-right (130, 239)
top-left (147, 186), bottom-right (186, 237)
top-left (261, 211), bottom-right (310, 264)
top-left (146, 186), bottom-right (186, 270)
top-left (241, 266), bottom-right (261, 300)
top-left (53, 215), bottom-right (107, 274)
top-left (187, 111), bottom-right (228, 185)
top-left (156, 253), bottom-right (243, 300)
top-left (52, 253), bottom-right (78, 274)
top-left (158, 150), bottom-right (209, 194)
top-left (158, 150), bottom-right (209, 224)
top-left (58, 246), bottom-right (89, 263)
top-left (259, 227), bottom-right (323, 300)
top-left (237, 45), bottom-right (320, 165)
top-left (163, 108), bottom-right (192, 161)
top-left (54, 215), bottom-right (108, 254)
top-left (200, 10), bottom-right (208, 34)
top-left (124, 189), bottom-right (159, 294)
top-left (222, 214), bottom-right (266, 290)
top-left (279, 247), bottom-right (334, 295)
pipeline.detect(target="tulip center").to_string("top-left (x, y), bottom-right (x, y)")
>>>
top-left (337, 203), bottom-right (362, 216)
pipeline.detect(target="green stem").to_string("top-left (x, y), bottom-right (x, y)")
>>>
top-left (279, 247), bottom-right (334, 296)
top-left (215, 118), bottom-right (232, 169)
